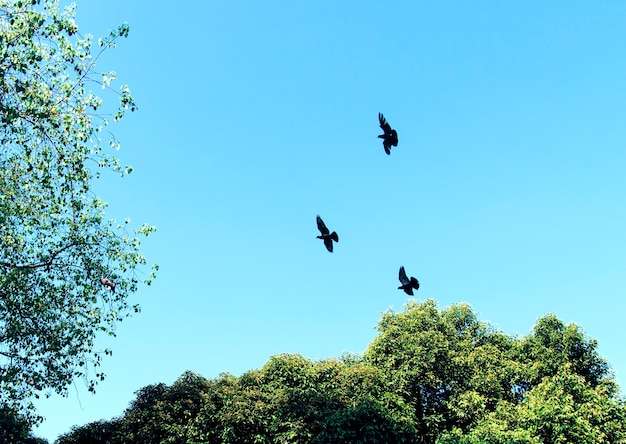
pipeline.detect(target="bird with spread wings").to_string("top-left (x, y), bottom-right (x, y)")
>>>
top-left (378, 112), bottom-right (398, 155)
top-left (398, 266), bottom-right (419, 295)
top-left (316, 216), bottom-right (339, 252)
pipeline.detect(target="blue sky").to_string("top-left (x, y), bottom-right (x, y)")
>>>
top-left (33, 1), bottom-right (626, 440)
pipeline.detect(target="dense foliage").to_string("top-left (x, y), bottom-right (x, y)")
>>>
top-left (0, 407), bottom-right (47, 444)
top-left (0, 0), bottom-right (156, 422)
top-left (56, 300), bottom-right (626, 444)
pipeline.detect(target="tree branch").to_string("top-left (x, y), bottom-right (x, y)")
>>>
top-left (0, 242), bottom-right (76, 270)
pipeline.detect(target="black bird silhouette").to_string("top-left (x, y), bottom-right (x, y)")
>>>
top-left (100, 278), bottom-right (116, 293)
top-left (398, 266), bottom-right (419, 295)
top-left (316, 215), bottom-right (339, 252)
top-left (378, 112), bottom-right (398, 155)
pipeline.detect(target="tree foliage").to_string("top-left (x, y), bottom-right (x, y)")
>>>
top-left (55, 301), bottom-right (626, 444)
top-left (364, 299), bottom-right (518, 443)
top-left (0, 406), bottom-right (48, 444)
top-left (0, 0), bottom-right (156, 421)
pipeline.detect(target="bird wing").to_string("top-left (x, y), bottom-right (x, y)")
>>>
top-left (379, 113), bottom-right (392, 135)
top-left (398, 266), bottom-right (409, 285)
top-left (316, 215), bottom-right (329, 235)
top-left (323, 237), bottom-right (334, 252)
top-left (410, 277), bottom-right (419, 290)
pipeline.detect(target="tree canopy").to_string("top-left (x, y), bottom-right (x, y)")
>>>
top-left (56, 300), bottom-right (626, 444)
top-left (0, 0), bottom-right (156, 421)
top-left (0, 406), bottom-right (47, 444)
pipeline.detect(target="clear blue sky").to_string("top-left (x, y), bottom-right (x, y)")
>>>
top-left (34, 1), bottom-right (626, 441)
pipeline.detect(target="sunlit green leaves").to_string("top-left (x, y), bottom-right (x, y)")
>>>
top-left (0, 0), bottom-right (155, 424)
top-left (366, 301), bottom-right (626, 444)
top-left (53, 304), bottom-right (626, 443)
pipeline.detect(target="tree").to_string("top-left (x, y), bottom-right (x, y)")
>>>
top-left (364, 300), bottom-right (516, 444)
top-left (0, 0), bottom-right (156, 421)
top-left (0, 407), bottom-right (48, 444)
top-left (515, 314), bottom-right (613, 390)
top-left (117, 372), bottom-right (212, 444)
top-left (55, 419), bottom-right (120, 444)
top-left (438, 366), bottom-right (626, 444)
top-left (195, 354), bottom-right (417, 443)
top-left (61, 355), bottom-right (417, 444)
top-left (437, 315), bottom-right (626, 444)
top-left (53, 304), bottom-right (626, 443)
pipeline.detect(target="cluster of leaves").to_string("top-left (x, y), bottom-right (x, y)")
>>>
top-left (0, 0), bottom-right (156, 422)
top-left (56, 360), bottom-right (415, 444)
top-left (366, 300), bottom-right (626, 444)
top-left (0, 406), bottom-right (47, 444)
top-left (56, 300), bottom-right (626, 444)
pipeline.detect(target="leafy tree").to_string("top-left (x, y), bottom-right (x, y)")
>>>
top-left (515, 313), bottom-right (613, 390)
top-left (0, 0), bottom-right (156, 421)
top-left (439, 368), bottom-right (626, 444)
top-left (112, 383), bottom-right (169, 443)
top-left (54, 304), bottom-right (626, 444)
top-left (255, 354), bottom-right (411, 443)
top-left (188, 354), bottom-right (417, 443)
top-left (55, 418), bottom-right (120, 444)
top-left (438, 315), bottom-right (626, 444)
top-left (60, 355), bottom-right (416, 444)
top-left (187, 373), bottom-right (239, 443)
top-left (113, 372), bottom-right (212, 444)
top-left (0, 407), bottom-right (48, 444)
top-left (515, 367), bottom-right (626, 444)
top-left (364, 300), bottom-right (515, 443)
top-left (315, 398), bottom-right (416, 444)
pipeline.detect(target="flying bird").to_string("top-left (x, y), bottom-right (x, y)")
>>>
top-left (100, 278), bottom-right (116, 293)
top-left (316, 215), bottom-right (339, 252)
top-left (398, 266), bottom-right (419, 295)
top-left (378, 112), bottom-right (398, 155)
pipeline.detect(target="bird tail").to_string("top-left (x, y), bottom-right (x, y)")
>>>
top-left (331, 231), bottom-right (338, 242)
